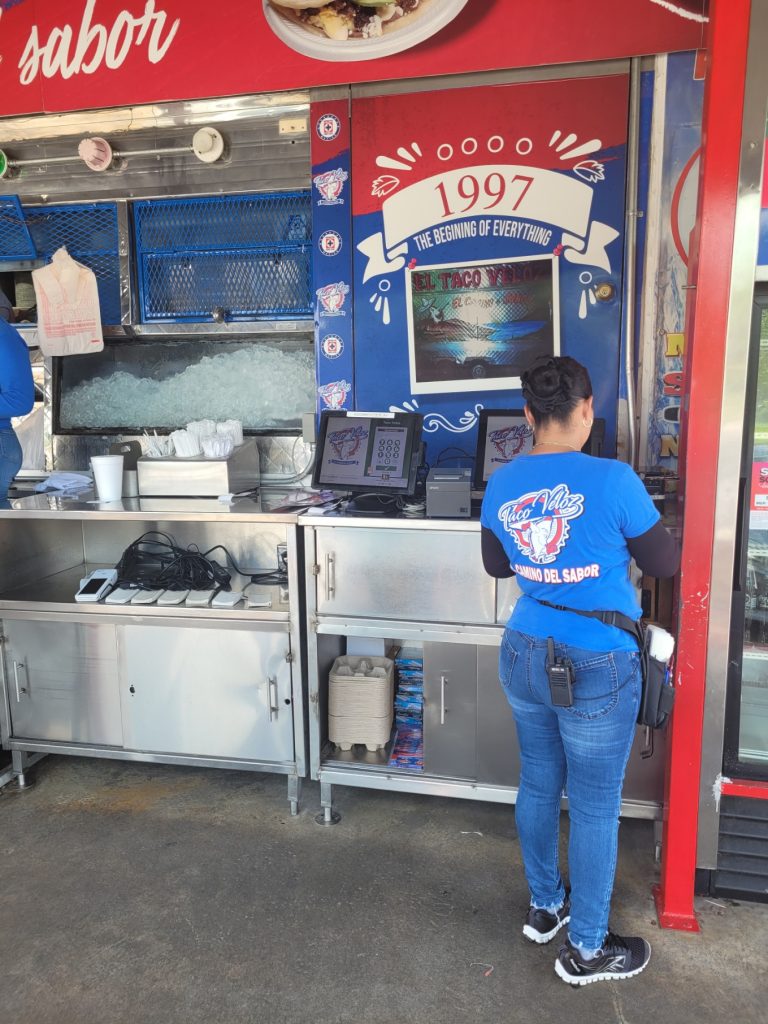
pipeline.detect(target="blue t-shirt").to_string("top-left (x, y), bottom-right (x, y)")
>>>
top-left (481, 452), bottom-right (659, 651)
top-left (0, 318), bottom-right (35, 429)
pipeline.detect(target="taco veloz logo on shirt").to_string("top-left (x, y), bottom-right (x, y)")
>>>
top-left (498, 484), bottom-right (584, 565)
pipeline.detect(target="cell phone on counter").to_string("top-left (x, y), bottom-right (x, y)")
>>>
top-left (74, 569), bottom-right (118, 603)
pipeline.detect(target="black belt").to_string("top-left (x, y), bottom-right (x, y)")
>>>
top-left (533, 597), bottom-right (643, 645)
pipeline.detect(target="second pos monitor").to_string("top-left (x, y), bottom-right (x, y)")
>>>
top-left (313, 411), bottom-right (423, 503)
top-left (473, 408), bottom-right (606, 491)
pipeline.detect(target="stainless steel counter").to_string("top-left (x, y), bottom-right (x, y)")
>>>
top-left (3, 492), bottom-right (297, 523)
top-left (302, 516), bottom-right (667, 828)
top-left (0, 492), bottom-right (306, 812)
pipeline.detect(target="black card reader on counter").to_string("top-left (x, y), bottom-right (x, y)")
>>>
top-left (426, 467), bottom-right (472, 519)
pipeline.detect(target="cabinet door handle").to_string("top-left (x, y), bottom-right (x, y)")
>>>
top-left (325, 552), bottom-right (336, 601)
top-left (268, 676), bottom-right (279, 721)
top-left (13, 661), bottom-right (27, 702)
top-left (440, 674), bottom-right (446, 725)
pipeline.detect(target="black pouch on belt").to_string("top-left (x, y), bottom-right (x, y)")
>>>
top-left (533, 599), bottom-right (675, 750)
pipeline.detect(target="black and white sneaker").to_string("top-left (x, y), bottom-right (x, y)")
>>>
top-left (522, 894), bottom-right (571, 944)
top-left (555, 932), bottom-right (651, 985)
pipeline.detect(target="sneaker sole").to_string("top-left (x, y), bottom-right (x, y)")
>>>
top-left (554, 947), bottom-right (651, 986)
top-left (523, 915), bottom-right (570, 944)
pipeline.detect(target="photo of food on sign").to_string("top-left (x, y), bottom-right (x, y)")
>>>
top-left (263, 0), bottom-right (470, 61)
top-left (405, 256), bottom-right (558, 394)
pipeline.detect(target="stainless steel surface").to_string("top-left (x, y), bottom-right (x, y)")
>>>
top-left (0, 517), bottom-right (83, 593)
top-left (0, 566), bottom-right (290, 625)
top-left (496, 575), bottom-right (522, 625)
top-left (314, 526), bottom-right (495, 624)
top-left (51, 433), bottom-right (305, 479)
top-left (307, 514), bottom-right (483, 532)
top-left (2, 620), bottom-right (122, 746)
top-left (136, 440), bottom-right (260, 497)
top-left (5, 740), bottom-right (296, 775)
top-left (117, 201), bottom-right (132, 328)
top-left (129, 321), bottom-right (312, 337)
top-left (423, 643), bottom-right (477, 779)
top-left (0, 503), bottom-right (306, 798)
top-left (623, 57), bottom-right (641, 465)
top-left (0, 93), bottom-right (310, 203)
top-left (697, 0), bottom-right (768, 869)
top-left (120, 625), bottom-right (294, 763)
top-left (315, 618), bottom-right (502, 644)
top-left (476, 643), bottom-right (519, 787)
top-left (317, 765), bottom-right (661, 820)
top-left (2, 494), bottom-right (294, 522)
top-left (350, 60), bottom-right (630, 98)
top-left (304, 520), bottom-right (663, 817)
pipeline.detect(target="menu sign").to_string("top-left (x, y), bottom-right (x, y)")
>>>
top-left (0, 1), bottom-right (706, 117)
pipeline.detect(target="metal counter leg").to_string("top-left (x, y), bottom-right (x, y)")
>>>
top-left (288, 774), bottom-right (301, 816)
top-left (654, 818), bottom-right (664, 863)
top-left (9, 750), bottom-right (45, 791)
top-left (315, 779), bottom-right (341, 826)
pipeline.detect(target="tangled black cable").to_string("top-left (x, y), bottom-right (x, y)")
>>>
top-left (114, 533), bottom-right (288, 592)
top-left (115, 532), bottom-right (232, 592)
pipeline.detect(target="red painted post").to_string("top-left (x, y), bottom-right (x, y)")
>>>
top-left (654, 0), bottom-right (753, 931)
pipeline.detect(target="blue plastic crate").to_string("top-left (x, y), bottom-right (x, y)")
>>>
top-left (24, 202), bottom-right (121, 325)
top-left (133, 192), bottom-right (312, 322)
top-left (0, 196), bottom-right (37, 260)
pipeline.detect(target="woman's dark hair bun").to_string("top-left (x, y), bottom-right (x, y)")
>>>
top-left (521, 356), bottom-right (592, 422)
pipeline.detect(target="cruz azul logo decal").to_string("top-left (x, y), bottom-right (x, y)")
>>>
top-left (316, 282), bottom-right (349, 316)
top-left (489, 424), bottom-right (533, 463)
top-left (319, 230), bottom-right (342, 256)
top-left (314, 168), bottom-right (348, 206)
top-left (316, 113), bottom-right (342, 141)
top-left (318, 379), bottom-right (351, 410)
top-left (328, 425), bottom-right (368, 464)
top-left (498, 484), bottom-right (584, 564)
top-left (321, 334), bottom-right (343, 359)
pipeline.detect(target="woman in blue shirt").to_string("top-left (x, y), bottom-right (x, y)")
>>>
top-left (0, 317), bottom-right (35, 508)
top-left (481, 355), bottom-right (679, 986)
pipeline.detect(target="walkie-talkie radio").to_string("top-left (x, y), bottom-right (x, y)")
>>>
top-left (546, 637), bottom-right (574, 707)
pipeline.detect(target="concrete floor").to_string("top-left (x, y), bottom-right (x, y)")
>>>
top-left (0, 758), bottom-right (765, 1024)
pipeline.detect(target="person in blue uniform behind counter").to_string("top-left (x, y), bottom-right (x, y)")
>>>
top-left (480, 355), bottom-right (679, 987)
top-left (0, 311), bottom-right (35, 508)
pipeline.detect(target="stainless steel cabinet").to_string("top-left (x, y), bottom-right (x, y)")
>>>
top-left (315, 527), bottom-right (496, 624)
top-left (120, 625), bottom-right (294, 763)
top-left (476, 643), bottom-right (519, 786)
top-left (3, 619), bottom-right (122, 746)
top-left (423, 642), bottom-right (478, 779)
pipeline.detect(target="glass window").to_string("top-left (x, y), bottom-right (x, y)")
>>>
top-left (56, 336), bottom-right (314, 433)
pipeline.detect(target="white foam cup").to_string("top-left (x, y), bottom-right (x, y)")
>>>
top-left (91, 454), bottom-right (124, 502)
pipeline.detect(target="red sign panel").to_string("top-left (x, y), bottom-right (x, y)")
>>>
top-left (0, 0), bottom-right (706, 117)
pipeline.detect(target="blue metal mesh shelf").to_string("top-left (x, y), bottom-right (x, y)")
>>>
top-left (133, 192), bottom-right (312, 322)
top-left (0, 196), bottom-right (37, 260)
top-left (24, 203), bottom-right (121, 324)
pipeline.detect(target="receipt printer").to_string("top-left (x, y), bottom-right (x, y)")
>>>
top-left (426, 467), bottom-right (472, 518)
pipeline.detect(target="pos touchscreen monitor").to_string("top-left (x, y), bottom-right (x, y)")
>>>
top-left (313, 411), bottom-right (423, 499)
top-left (473, 409), bottom-right (534, 491)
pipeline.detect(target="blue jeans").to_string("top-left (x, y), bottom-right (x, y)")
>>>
top-left (0, 427), bottom-right (23, 509)
top-left (500, 627), bottom-right (641, 950)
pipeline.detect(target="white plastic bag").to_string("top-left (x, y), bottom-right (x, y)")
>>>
top-left (32, 247), bottom-right (104, 356)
